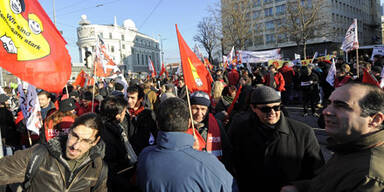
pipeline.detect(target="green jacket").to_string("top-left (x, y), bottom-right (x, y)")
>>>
top-left (0, 135), bottom-right (107, 192)
top-left (294, 130), bottom-right (384, 192)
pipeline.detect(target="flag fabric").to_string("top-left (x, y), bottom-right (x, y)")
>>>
top-left (72, 70), bottom-right (87, 87)
top-left (95, 35), bottom-right (119, 77)
top-left (176, 25), bottom-right (212, 94)
top-left (18, 81), bottom-right (42, 134)
top-left (159, 62), bottom-right (166, 77)
top-left (341, 19), bottom-right (359, 52)
top-left (362, 68), bottom-right (380, 87)
top-left (147, 57), bottom-right (157, 78)
top-left (0, 86), bottom-right (5, 94)
top-left (380, 67), bottom-right (384, 88)
top-left (227, 85), bottom-right (242, 115)
top-left (0, 0), bottom-right (71, 93)
top-left (326, 59), bottom-right (336, 86)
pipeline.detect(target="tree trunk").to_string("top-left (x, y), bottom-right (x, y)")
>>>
top-left (303, 42), bottom-right (307, 59)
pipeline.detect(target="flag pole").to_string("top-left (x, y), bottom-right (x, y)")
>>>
top-left (355, 18), bottom-right (359, 79)
top-left (91, 59), bottom-right (97, 113)
top-left (185, 85), bottom-right (198, 148)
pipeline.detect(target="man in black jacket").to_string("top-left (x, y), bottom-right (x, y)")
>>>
top-left (228, 85), bottom-right (324, 192)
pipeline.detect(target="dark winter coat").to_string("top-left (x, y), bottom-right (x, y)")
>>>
top-left (0, 135), bottom-right (107, 192)
top-left (228, 112), bottom-right (324, 192)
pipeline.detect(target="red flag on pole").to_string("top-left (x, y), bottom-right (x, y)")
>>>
top-left (159, 62), bottom-right (166, 76)
top-left (72, 70), bottom-right (86, 87)
top-left (176, 25), bottom-right (212, 94)
top-left (0, 0), bottom-right (71, 93)
top-left (148, 57), bottom-right (157, 78)
top-left (95, 35), bottom-right (119, 77)
top-left (362, 68), bottom-right (380, 87)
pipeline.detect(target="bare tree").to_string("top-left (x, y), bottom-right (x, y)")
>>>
top-left (220, 0), bottom-right (253, 51)
top-left (194, 17), bottom-right (218, 64)
top-left (278, 0), bottom-right (330, 59)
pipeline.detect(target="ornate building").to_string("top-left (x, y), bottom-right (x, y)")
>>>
top-left (76, 15), bottom-right (160, 75)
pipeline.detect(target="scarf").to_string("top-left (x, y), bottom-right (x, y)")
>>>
top-left (128, 105), bottom-right (144, 117)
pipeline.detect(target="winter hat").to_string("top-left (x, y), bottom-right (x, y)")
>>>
top-left (0, 94), bottom-right (9, 103)
top-left (59, 98), bottom-right (76, 112)
top-left (250, 85), bottom-right (281, 105)
top-left (82, 91), bottom-right (93, 101)
top-left (190, 91), bottom-right (210, 107)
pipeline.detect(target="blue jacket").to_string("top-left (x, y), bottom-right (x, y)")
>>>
top-left (137, 131), bottom-right (237, 192)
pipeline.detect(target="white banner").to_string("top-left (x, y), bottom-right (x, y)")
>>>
top-left (18, 81), bottom-right (42, 135)
top-left (371, 45), bottom-right (384, 61)
top-left (341, 19), bottom-right (359, 52)
top-left (326, 59), bottom-right (336, 86)
top-left (239, 49), bottom-right (281, 63)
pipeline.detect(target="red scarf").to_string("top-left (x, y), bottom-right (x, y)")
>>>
top-left (128, 105), bottom-right (145, 117)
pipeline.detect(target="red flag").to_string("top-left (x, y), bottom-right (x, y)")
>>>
top-left (227, 85), bottom-right (242, 115)
top-left (95, 35), bottom-right (119, 77)
top-left (159, 62), bottom-right (166, 76)
top-left (148, 57), bottom-right (157, 78)
top-left (72, 70), bottom-right (86, 87)
top-left (176, 25), bottom-right (212, 94)
top-left (0, 0), bottom-right (71, 93)
top-left (362, 68), bottom-right (380, 87)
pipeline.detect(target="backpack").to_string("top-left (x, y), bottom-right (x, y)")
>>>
top-left (142, 91), bottom-right (153, 110)
top-left (22, 145), bottom-right (107, 192)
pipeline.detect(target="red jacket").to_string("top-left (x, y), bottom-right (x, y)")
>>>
top-left (264, 72), bottom-right (286, 92)
top-left (278, 66), bottom-right (295, 85)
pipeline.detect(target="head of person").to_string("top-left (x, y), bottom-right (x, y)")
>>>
top-left (336, 64), bottom-right (350, 77)
top-left (156, 97), bottom-right (189, 132)
top-left (66, 113), bottom-right (102, 160)
top-left (0, 94), bottom-right (10, 108)
top-left (250, 86), bottom-right (282, 125)
top-left (81, 91), bottom-right (93, 106)
top-left (189, 91), bottom-right (210, 123)
top-left (126, 85), bottom-right (144, 110)
top-left (38, 90), bottom-right (51, 108)
top-left (59, 98), bottom-right (76, 114)
top-left (114, 82), bottom-right (124, 91)
top-left (301, 66), bottom-right (312, 76)
top-left (100, 96), bottom-right (128, 123)
top-left (323, 82), bottom-right (384, 143)
top-left (268, 65), bottom-right (277, 73)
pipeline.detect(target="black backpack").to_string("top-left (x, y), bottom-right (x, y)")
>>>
top-left (22, 145), bottom-right (107, 192)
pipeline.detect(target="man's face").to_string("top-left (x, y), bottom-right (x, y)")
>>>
top-left (323, 85), bottom-right (374, 143)
top-left (66, 125), bottom-right (99, 160)
top-left (191, 104), bottom-right (208, 123)
top-left (251, 102), bottom-right (281, 125)
top-left (127, 92), bottom-right (141, 109)
top-left (38, 94), bottom-right (50, 108)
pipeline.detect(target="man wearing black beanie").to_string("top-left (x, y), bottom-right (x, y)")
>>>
top-left (228, 85), bottom-right (324, 192)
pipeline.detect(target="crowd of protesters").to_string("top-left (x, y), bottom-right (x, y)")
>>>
top-left (0, 53), bottom-right (383, 191)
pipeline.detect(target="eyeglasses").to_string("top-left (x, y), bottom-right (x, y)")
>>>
top-left (68, 131), bottom-right (96, 147)
top-left (255, 105), bottom-right (281, 113)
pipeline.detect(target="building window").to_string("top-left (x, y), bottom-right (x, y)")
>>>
top-left (253, 0), bottom-right (261, 7)
top-left (264, 8), bottom-right (273, 17)
top-left (137, 54), bottom-right (140, 65)
top-left (121, 35), bottom-right (125, 41)
top-left (122, 44), bottom-right (125, 49)
top-left (266, 34), bottom-right (275, 43)
top-left (264, 0), bottom-right (272, 3)
top-left (142, 55), bottom-right (144, 65)
top-left (276, 4), bottom-right (286, 15)
top-left (253, 11), bottom-right (260, 19)
top-left (111, 46), bottom-right (114, 53)
top-left (109, 33), bottom-right (112, 39)
top-left (99, 33), bottom-right (103, 38)
top-left (265, 21), bottom-right (274, 30)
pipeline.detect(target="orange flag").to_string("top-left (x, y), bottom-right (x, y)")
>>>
top-left (0, 0), bottom-right (71, 93)
top-left (176, 25), bottom-right (212, 94)
top-left (72, 70), bottom-right (87, 87)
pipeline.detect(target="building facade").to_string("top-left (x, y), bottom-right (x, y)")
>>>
top-left (76, 15), bottom-right (160, 75)
top-left (222, 0), bottom-right (381, 59)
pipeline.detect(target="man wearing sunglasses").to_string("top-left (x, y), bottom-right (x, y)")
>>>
top-left (228, 85), bottom-right (324, 191)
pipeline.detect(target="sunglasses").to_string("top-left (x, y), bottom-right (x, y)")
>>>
top-left (255, 105), bottom-right (281, 113)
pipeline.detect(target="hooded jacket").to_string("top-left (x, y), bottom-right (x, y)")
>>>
top-left (0, 135), bottom-right (107, 192)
